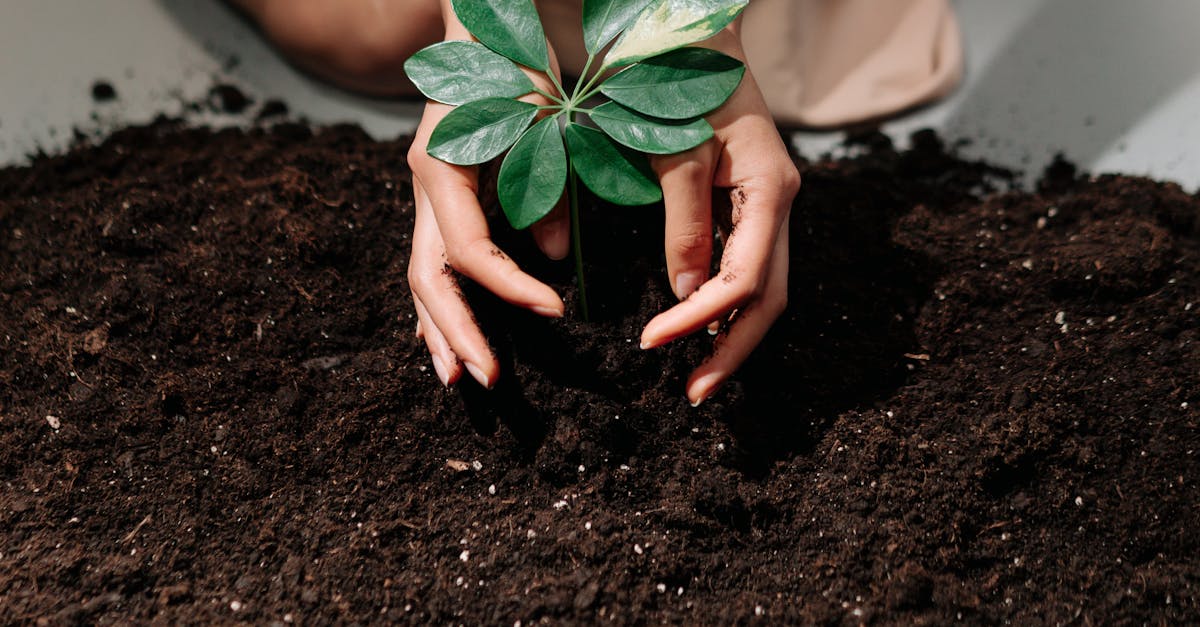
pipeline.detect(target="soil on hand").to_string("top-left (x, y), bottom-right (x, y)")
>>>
top-left (1, 122), bottom-right (1197, 624)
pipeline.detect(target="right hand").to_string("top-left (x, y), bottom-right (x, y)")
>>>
top-left (406, 8), bottom-right (569, 389)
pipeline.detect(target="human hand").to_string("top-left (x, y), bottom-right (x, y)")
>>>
top-left (406, 5), bottom-right (570, 389)
top-left (640, 27), bottom-right (801, 407)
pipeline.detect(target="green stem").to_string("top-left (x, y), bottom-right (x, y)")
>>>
top-left (571, 53), bottom-right (597, 102)
top-left (575, 79), bottom-right (602, 107)
top-left (576, 82), bottom-right (605, 106)
top-left (532, 88), bottom-right (565, 106)
top-left (568, 161), bottom-right (589, 322)
top-left (574, 59), bottom-right (617, 106)
top-left (567, 110), bottom-right (589, 322)
top-left (547, 71), bottom-right (568, 102)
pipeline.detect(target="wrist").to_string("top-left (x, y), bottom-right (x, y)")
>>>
top-left (695, 21), bottom-right (747, 62)
top-left (439, 0), bottom-right (473, 40)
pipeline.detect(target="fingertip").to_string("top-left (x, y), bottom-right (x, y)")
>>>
top-left (531, 288), bottom-right (565, 318)
top-left (687, 370), bottom-right (725, 407)
top-left (674, 271), bottom-right (705, 301)
top-left (532, 204), bottom-right (570, 261)
top-left (464, 360), bottom-right (498, 390)
top-left (640, 310), bottom-right (679, 350)
top-left (639, 324), bottom-right (661, 350)
top-left (430, 354), bottom-right (451, 387)
top-left (445, 363), bottom-right (464, 386)
top-left (535, 287), bottom-right (566, 318)
top-left (536, 230), bottom-right (570, 261)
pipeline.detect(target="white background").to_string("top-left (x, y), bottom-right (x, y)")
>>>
top-left (2, 0), bottom-right (1198, 189)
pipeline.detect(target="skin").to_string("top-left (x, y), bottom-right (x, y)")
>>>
top-left (233, 0), bottom-right (800, 406)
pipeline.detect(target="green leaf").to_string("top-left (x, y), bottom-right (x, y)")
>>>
top-left (600, 47), bottom-right (744, 119)
top-left (498, 117), bottom-right (567, 229)
top-left (427, 98), bottom-right (539, 166)
top-left (565, 123), bottom-right (662, 206)
top-left (589, 102), bottom-right (712, 154)
top-left (404, 41), bottom-right (535, 105)
top-left (583, 0), bottom-right (653, 55)
top-left (603, 0), bottom-right (748, 68)
top-left (451, 0), bottom-right (550, 71)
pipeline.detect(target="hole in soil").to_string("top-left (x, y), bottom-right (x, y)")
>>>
top-left (719, 168), bottom-right (941, 476)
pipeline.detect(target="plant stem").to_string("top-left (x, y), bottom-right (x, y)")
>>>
top-left (574, 80), bottom-right (600, 107)
top-left (572, 53), bottom-right (597, 102)
top-left (568, 162), bottom-right (589, 321)
top-left (575, 82), bottom-right (605, 106)
top-left (547, 72), bottom-right (568, 103)
top-left (533, 88), bottom-right (566, 106)
top-left (567, 110), bottom-right (589, 321)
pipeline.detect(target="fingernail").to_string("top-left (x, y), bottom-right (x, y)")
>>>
top-left (532, 305), bottom-right (564, 318)
top-left (707, 322), bottom-right (720, 336)
top-left (430, 354), bottom-right (451, 387)
top-left (464, 361), bottom-right (494, 389)
top-left (415, 321), bottom-right (423, 338)
top-left (689, 372), bottom-right (723, 407)
top-left (674, 271), bottom-right (704, 300)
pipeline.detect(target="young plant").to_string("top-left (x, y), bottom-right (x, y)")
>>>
top-left (405, 0), bottom-right (748, 320)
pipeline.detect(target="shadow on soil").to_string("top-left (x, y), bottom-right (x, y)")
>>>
top-left (453, 142), bottom-right (944, 478)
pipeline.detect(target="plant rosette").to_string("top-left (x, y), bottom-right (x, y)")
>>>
top-left (404, 0), bottom-right (748, 319)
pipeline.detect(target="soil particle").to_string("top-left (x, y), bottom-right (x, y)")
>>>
top-left (0, 123), bottom-right (1197, 624)
top-left (90, 80), bottom-right (117, 102)
top-left (208, 84), bottom-right (252, 114)
top-left (257, 99), bottom-right (290, 120)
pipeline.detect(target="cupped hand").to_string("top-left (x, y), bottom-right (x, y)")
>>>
top-left (641, 28), bottom-right (801, 407)
top-left (406, 18), bottom-right (569, 389)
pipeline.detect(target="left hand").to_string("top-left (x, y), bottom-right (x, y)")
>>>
top-left (640, 26), bottom-right (800, 406)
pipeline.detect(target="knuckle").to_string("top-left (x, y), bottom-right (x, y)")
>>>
top-left (657, 153), bottom-right (711, 181)
top-left (445, 237), bottom-right (496, 274)
top-left (669, 228), bottom-right (712, 260)
top-left (407, 267), bottom-right (436, 298)
top-left (780, 163), bottom-right (802, 197)
top-left (677, 158), bottom-right (711, 183)
top-left (406, 147), bottom-right (431, 175)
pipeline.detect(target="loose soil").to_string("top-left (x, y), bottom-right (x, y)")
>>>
top-left (1, 122), bottom-right (1197, 624)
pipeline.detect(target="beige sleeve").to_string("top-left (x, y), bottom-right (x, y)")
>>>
top-left (742, 0), bottom-right (963, 127)
top-left (541, 0), bottom-right (964, 128)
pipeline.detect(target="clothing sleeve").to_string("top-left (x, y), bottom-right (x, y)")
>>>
top-left (741, 0), bottom-right (963, 127)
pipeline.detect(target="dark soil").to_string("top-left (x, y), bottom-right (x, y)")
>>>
top-left (1, 122), bottom-right (1197, 625)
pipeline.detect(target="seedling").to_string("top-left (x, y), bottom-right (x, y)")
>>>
top-left (405, 0), bottom-right (747, 319)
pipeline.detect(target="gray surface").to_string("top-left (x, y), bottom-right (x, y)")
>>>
top-left (2, 0), bottom-right (1198, 189)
